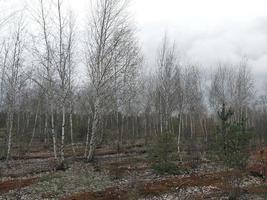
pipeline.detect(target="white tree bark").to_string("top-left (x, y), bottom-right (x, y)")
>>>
top-left (70, 105), bottom-right (75, 156)
top-left (84, 115), bottom-right (91, 158)
top-left (6, 109), bottom-right (13, 161)
top-left (51, 102), bottom-right (57, 159)
top-left (60, 105), bottom-right (65, 162)
top-left (177, 113), bottom-right (182, 153)
top-left (29, 100), bottom-right (40, 147)
top-left (87, 97), bottom-right (100, 161)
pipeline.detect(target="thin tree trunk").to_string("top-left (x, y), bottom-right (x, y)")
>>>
top-left (70, 105), bottom-right (75, 156)
top-left (177, 113), bottom-right (182, 154)
top-left (44, 112), bottom-right (48, 145)
top-left (29, 101), bottom-right (40, 147)
top-left (201, 118), bottom-right (208, 144)
top-left (16, 111), bottom-right (20, 135)
top-left (126, 116), bottom-right (129, 137)
top-left (148, 116), bottom-right (151, 137)
top-left (84, 115), bottom-right (91, 158)
top-left (132, 116), bottom-right (135, 138)
top-left (51, 103), bottom-right (57, 160)
top-left (160, 97), bottom-right (163, 134)
top-left (144, 115), bottom-right (147, 144)
top-left (26, 112), bottom-right (30, 131)
top-left (116, 111), bottom-right (119, 144)
top-left (154, 117), bottom-right (157, 136)
top-left (136, 115), bottom-right (138, 137)
top-left (87, 98), bottom-right (100, 161)
top-left (120, 115), bottom-right (124, 145)
top-left (60, 105), bottom-right (65, 162)
top-left (190, 114), bottom-right (193, 139)
top-left (185, 114), bottom-right (188, 134)
top-left (99, 118), bottom-right (104, 145)
top-left (6, 110), bottom-right (13, 161)
top-left (170, 117), bottom-right (174, 134)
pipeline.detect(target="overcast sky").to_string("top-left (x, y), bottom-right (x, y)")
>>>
top-left (2, 0), bottom-right (267, 88)
top-left (68, 0), bottom-right (267, 87)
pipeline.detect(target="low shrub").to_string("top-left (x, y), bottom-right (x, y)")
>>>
top-left (148, 132), bottom-right (177, 163)
top-left (151, 162), bottom-right (188, 175)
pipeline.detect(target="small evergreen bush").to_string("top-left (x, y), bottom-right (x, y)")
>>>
top-left (148, 132), bottom-right (177, 162)
top-left (148, 132), bottom-right (186, 175)
top-left (211, 104), bottom-right (251, 170)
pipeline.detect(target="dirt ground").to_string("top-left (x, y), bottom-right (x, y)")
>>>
top-left (0, 144), bottom-right (266, 200)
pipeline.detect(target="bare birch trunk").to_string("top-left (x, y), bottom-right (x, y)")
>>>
top-left (154, 117), bottom-right (157, 136)
top-left (160, 96), bottom-right (163, 134)
top-left (144, 115), bottom-right (147, 144)
top-left (201, 118), bottom-right (208, 144)
top-left (84, 115), bottom-right (91, 158)
top-left (60, 105), bottom-right (65, 162)
top-left (190, 115), bottom-right (193, 139)
top-left (26, 112), bottom-right (30, 131)
top-left (70, 107), bottom-right (75, 156)
top-left (120, 115), bottom-right (124, 145)
top-left (29, 101), bottom-right (40, 147)
top-left (177, 113), bottom-right (182, 154)
top-left (51, 103), bottom-right (57, 159)
top-left (6, 110), bottom-right (13, 161)
top-left (16, 112), bottom-right (20, 135)
top-left (132, 116), bottom-right (135, 138)
top-left (44, 112), bottom-right (48, 144)
top-left (116, 111), bottom-right (119, 144)
top-left (87, 98), bottom-right (100, 161)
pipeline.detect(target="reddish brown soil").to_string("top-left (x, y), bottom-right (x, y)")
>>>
top-left (244, 186), bottom-right (267, 194)
top-left (139, 170), bottom-right (242, 196)
top-left (61, 187), bottom-right (129, 200)
top-left (61, 170), bottom-right (242, 200)
top-left (0, 177), bottom-right (39, 194)
top-left (247, 148), bottom-right (267, 177)
top-left (14, 143), bottom-right (146, 160)
top-left (3, 145), bottom-right (267, 199)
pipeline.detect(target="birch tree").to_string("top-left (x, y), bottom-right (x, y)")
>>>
top-left (209, 61), bottom-right (254, 120)
top-left (156, 34), bottom-right (181, 133)
top-left (85, 0), bottom-right (141, 161)
top-left (209, 63), bottom-right (236, 111)
top-left (3, 20), bottom-right (27, 160)
top-left (32, 0), bottom-right (76, 162)
top-left (233, 59), bottom-right (254, 122)
top-left (31, 0), bottom-right (58, 159)
top-left (184, 65), bottom-right (204, 139)
top-left (53, 0), bottom-right (76, 162)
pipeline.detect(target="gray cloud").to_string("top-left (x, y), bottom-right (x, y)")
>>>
top-left (139, 17), bottom-right (267, 91)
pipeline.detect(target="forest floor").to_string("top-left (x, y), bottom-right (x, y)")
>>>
top-left (0, 142), bottom-right (266, 200)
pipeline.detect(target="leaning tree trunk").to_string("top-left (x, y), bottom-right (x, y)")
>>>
top-left (87, 98), bottom-right (100, 161)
